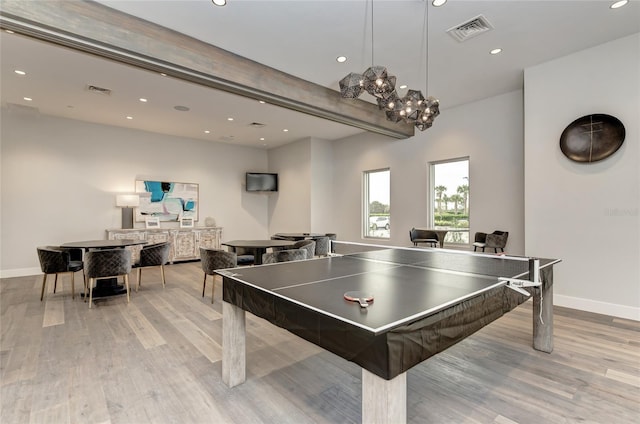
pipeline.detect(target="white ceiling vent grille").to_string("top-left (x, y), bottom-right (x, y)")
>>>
top-left (446, 14), bottom-right (494, 42)
top-left (86, 84), bottom-right (112, 95)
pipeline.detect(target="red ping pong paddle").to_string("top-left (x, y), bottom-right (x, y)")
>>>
top-left (344, 291), bottom-right (374, 308)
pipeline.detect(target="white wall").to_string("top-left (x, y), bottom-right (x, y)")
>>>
top-left (524, 33), bottom-right (640, 320)
top-left (0, 109), bottom-right (270, 277)
top-left (330, 90), bottom-right (525, 253)
top-left (267, 137), bottom-right (335, 235)
top-left (267, 138), bottom-right (312, 233)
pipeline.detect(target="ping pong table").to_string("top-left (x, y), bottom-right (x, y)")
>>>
top-left (217, 242), bottom-right (559, 423)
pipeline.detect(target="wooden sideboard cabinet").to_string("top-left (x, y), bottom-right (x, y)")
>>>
top-left (106, 227), bottom-right (223, 263)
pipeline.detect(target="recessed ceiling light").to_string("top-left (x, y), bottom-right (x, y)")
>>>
top-left (399, 84), bottom-right (407, 89)
top-left (432, 0), bottom-right (447, 7)
top-left (126, 116), bottom-right (133, 120)
top-left (259, 100), bottom-right (266, 104)
top-left (5, 29), bottom-right (15, 34)
top-left (204, 130), bottom-right (210, 134)
top-left (336, 56), bottom-right (347, 63)
top-left (283, 129), bottom-right (289, 132)
top-left (490, 48), bottom-right (502, 55)
top-left (212, 0), bottom-right (227, 6)
top-left (139, 98), bottom-right (148, 102)
top-left (14, 70), bottom-right (26, 76)
top-left (610, 0), bottom-right (628, 9)
top-left (159, 72), bottom-right (167, 77)
top-left (260, 137), bottom-right (265, 141)
top-left (23, 97), bottom-right (32, 101)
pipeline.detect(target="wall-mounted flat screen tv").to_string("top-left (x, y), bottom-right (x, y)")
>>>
top-left (246, 172), bottom-right (278, 192)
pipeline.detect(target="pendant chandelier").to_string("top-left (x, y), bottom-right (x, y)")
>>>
top-left (339, 0), bottom-right (440, 132)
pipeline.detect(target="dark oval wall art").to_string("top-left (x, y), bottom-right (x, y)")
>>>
top-left (559, 114), bottom-right (625, 163)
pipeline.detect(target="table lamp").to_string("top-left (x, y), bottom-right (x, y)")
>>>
top-left (116, 194), bottom-right (140, 229)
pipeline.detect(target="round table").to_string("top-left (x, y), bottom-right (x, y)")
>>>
top-left (61, 239), bottom-right (147, 297)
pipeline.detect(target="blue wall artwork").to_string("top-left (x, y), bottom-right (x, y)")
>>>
top-left (135, 180), bottom-right (198, 222)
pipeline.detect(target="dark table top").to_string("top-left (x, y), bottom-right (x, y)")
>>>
top-left (61, 239), bottom-right (147, 249)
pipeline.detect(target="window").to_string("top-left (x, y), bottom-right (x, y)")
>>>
top-left (429, 158), bottom-right (469, 244)
top-left (364, 169), bottom-right (390, 238)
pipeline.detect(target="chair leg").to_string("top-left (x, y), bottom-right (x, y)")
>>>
top-left (53, 274), bottom-right (58, 293)
top-left (136, 268), bottom-right (142, 292)
top-left (40, 274), bottom-right (48, 301)
top-left (89, 278), bottom-right (94, 308)
top-left (71, 272), bottom-right (75, 300)
top-left (124, 274), bottom-right (130, 303)
top-left (202, 273), bottom-right (207, 297)
top-left (160, 265), bottom-right (166, 288)
top-left (211, 276), bottom-right (216, 304)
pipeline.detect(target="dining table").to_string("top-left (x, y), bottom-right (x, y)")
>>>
top-left (222, 239), bottom-right (296, 265)
top-left (61, 239), bottom-right (147, 297)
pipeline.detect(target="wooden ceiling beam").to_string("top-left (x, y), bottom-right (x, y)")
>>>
top-left (0, 0), bottom-right (414, 139)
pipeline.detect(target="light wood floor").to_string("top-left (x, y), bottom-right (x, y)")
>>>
top-left (1, 261), bottom-right (638, 424)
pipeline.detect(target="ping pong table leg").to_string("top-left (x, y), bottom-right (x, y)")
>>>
top-left (362, 369), bottom-right (406, 424)
top-left (533, 268), bottom-right (554, 353)
top-left (222, 300), bottom-right (246, 387)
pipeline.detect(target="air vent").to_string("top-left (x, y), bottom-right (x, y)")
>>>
top-left (446, 14), bottom-right (493, 42)
top-left (86, 84), bottom-right (112, 95)
top-left (248, 122), bottom-right (266, 128)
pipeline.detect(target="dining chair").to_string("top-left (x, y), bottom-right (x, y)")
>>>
top-left (36, 246), bottom-right (85, 301)
top-left (84, 248), bottom-right (132, 308)
top-left (262, 249), bottom-right (308, 264)
top-left (293, 239), bottom-right (316, 260)
top-left (314, 236), bottom-right (330, 257)
top-left (200, 247), bottom-right (237, 303)
top-left (133, 242), bottom-right (171, 292)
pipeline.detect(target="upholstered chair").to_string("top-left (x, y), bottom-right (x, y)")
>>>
top-left (325, 233), bottom-right (337, 253)
top-left (37, 246), bottom-right (85, 301)
top-left (293, 239), bottom-right (316, 259)
top-left (314, 236), bottom-right (330, 257)
top-left (200, 247), bottom-right (237, 303)
top-left (84, 248), bottom-right (132, 308)
top-left (473, 231), bottom-right (509, 253)
top-left (133, 242), bottom-right (171, 292)
top-left (409, 228), bottom-right (439, 248)
top-left (262, 249), bottom-right (308, 264)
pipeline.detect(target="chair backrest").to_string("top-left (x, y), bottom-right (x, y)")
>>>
top-left (200, 247), bottom-right (237, 274)
top-left (84, 248), bottom-right (132, 279)
top-left (37, 246), bottom-right (70, 274)
top-left (139, 242), bottom-right (171, 267)
top-left (487, 231), bottom-right (509, 248)
top-left (474, 232), bottom-right (487, 243)
top-left (262, 249), bottom-right (307, 264)
top-left (314, 236), bottom-right (330, 256)
top-left (293, 239), bottom-right (315, 259)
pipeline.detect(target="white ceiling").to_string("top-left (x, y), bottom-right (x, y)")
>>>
top-left (2, 0), bottom-right (639, 149)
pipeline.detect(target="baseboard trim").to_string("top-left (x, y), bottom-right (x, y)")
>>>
top-left (554, 294), bottom-right (640, 321)
top-left (0, 267), bottom-right (40, 279)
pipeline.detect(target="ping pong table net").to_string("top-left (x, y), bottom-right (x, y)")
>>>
top-left (330, 241), bottom-right (533, 281)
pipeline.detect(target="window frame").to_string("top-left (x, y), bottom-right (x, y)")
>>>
top-left (428, 157), bottom-right (470, 246)
top-left (363, 168), bottom-right (391, 239)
